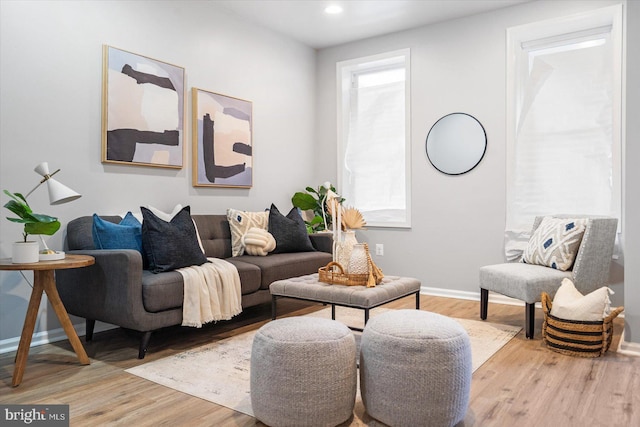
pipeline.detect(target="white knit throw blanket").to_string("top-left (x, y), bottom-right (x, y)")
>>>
top-left (178, 258), bottom-right (242, 328)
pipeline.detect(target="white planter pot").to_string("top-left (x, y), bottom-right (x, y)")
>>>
top-left (12, 241), bottom-right (40, 264)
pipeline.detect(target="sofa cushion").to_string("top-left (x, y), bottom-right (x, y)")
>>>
top-left (268, 204), bottom-right (315, 254)
top-left (237, 251), bottom-right (333, 290)
top-left (142, 260), bottom-right (263, 312)
top-left (141, 206), bottom-right (208, 273)
top-left (192, 215), bottom-right (233, 259)
top-left (92, 212), bottom-right (142, 252)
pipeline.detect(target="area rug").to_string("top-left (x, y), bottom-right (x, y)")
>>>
top-left (126, 307), bottom-right (521, 417)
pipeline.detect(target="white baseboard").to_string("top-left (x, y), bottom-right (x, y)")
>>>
top-left (420, 285), bottom-right (533, 307)
top-left (0, 322), bottom-right (116, 355)
top-left (617, 333), bottom-right (640, 357)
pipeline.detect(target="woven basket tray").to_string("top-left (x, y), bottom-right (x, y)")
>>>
top-left (541, 292), bottom-right (624, 358)
top-left (318, 261), bottom-right (369, 286)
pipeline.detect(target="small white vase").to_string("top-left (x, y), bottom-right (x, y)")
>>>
top-left (12, 241), bottom-right (40, 264)
top-left (335, 230), bottom-right (358, 272)
top-left (348, 243), bottom-right (369, 275)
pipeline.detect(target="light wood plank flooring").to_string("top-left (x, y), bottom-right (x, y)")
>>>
top-left (1, 296), bottom-right (638, 426)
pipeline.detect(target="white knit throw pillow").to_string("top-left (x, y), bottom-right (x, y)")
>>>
top-left (227, 208), bottom-right (269, 257)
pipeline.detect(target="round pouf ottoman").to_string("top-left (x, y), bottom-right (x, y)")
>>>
top-left (250, 316), bottom-right (357, 427)
top-left (360, 309), bottom-right (472, 427)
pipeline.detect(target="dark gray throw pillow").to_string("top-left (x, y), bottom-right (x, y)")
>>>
top-left (141, 206), bottom-right (208, 273)
top-left (268, 204), bottom-right (316, 254)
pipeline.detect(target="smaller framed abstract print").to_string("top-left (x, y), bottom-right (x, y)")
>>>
top-left (192, 88), bottom-right (253, 188)
top-left (102, 45), bottom-right (185, 168)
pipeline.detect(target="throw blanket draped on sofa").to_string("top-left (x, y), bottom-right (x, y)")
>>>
top-left (178, 258), bottom-right (242, 327)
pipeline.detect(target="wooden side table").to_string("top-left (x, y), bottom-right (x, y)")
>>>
top-left (0, 254), bottom-right (95, 386)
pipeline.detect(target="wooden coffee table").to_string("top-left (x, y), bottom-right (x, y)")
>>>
top-left (0, 254), bottom-right (95, 386)
top-left (269, 273), bottom-right (421, 330)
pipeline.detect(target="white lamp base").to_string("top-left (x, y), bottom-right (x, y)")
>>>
top-left (39, 251), bottom-right (66, 261)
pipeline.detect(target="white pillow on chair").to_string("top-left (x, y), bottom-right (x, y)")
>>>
top-left (550, 278), bottom-right (612, 321)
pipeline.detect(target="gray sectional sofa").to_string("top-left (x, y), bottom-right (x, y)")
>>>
top-left (56, 214), bottom-right (333, 358)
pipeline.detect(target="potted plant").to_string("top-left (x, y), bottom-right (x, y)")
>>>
top-left (291, 182), bottom-right (344, 234)
top-left (3, 190), bottom-right (60, 263)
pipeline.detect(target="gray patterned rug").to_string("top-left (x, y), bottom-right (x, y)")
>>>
top-left (126, 307), bottom-right (521, 417)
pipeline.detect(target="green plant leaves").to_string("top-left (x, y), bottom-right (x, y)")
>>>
top-left (291, 183), bottom-right (345, 233)
top-left (3, 189), bottom-right (61, 239)
top-left (25, 220), bottom-right (61, 236)
top-left (292, 192), bottom-right (318, 211)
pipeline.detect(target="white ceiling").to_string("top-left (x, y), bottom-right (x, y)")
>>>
top-left (214, 0), bottom-right (533, 49)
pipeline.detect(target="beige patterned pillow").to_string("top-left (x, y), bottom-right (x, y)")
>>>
top-left (226, 208), bottom-right (268, 257)
top-left (522, 217), bottom-right (588, 271)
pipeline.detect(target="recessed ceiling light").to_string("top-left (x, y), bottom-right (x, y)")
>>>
top-left (325, 5), bottom-right (343, 15)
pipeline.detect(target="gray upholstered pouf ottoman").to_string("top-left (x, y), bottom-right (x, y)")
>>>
top-left (250, 317), bottom-right (357, 427)
top-left (360, 309), bottom-right (472, 427)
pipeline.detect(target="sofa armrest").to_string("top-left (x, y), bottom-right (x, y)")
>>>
top-left (309, 233), bottom-right (333, 254)
top-left (55, 249), bottom-right (146, 330)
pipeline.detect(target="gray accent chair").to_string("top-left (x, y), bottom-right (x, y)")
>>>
top-left (479, 215), bottom-right (618, 339)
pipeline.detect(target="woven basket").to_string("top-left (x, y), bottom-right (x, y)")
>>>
top-left (318, 261), bottom-right (369, 286)
top-left (541, 292), bottom-right (624, 358)
top-left (318, 243), bottom-right (384, 287)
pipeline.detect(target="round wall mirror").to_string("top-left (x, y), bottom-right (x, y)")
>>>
top-left (425, 113), bottom-right (487, 175)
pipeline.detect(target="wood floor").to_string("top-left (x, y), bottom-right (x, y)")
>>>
top-left (1, 296), bottom-right (638, 427)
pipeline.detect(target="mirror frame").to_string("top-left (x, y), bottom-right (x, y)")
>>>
top-left (425, 112), bottom-right (487, 176)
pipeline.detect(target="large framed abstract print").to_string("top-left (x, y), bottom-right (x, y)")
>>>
top-left (102, 45), bottom-right (185, 168)
top-left (192, 88), bottom-right (253, 188)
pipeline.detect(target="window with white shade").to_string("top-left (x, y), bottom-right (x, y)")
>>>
top-left (505, 6), bottom-right (622, 258)
top-left (337, 49), bottom-right (411, 228)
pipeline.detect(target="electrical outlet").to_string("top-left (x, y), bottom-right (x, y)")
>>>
top-left (375, 244), bottom-right (384, 256)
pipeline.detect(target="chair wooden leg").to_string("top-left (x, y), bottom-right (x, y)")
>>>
top-left (480, 288), bottom-right (488, 320)
top-left (525, 303), bottom-right (535, 339)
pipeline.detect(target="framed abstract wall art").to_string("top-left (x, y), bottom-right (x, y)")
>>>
top-left (102, 45), bottom-right (185, 168)
top-left (192, 88), bottom-right (253, 188)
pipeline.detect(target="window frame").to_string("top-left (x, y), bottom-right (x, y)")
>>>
top-left (336, 48), bottom-right (412, 228)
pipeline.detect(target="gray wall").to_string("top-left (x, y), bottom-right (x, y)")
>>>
top-left (0, 1), bottom-right (316, 347)
top-left (316, 1), bottom-right (628, 302)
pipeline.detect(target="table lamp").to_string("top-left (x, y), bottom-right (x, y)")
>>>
top-left (25, 162), bottom-right (81, 260)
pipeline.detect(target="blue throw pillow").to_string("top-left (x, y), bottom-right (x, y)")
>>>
top-left (92, 212), bottom-right (142, 253)
top-left (141, 206), bottom-right (208, 273)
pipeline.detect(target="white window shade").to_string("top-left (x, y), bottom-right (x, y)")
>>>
top-left (344, 79), bottom-right (406, 224)
top-left (337, 50), bottom-right (411, 228)
top-left (505, 6), bottom-right (622, 260)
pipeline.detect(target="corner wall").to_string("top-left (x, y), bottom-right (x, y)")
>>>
top-left (0, 1), bottom-right (316, 346)
top-left (623, 0), bottom-right (640, 345)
